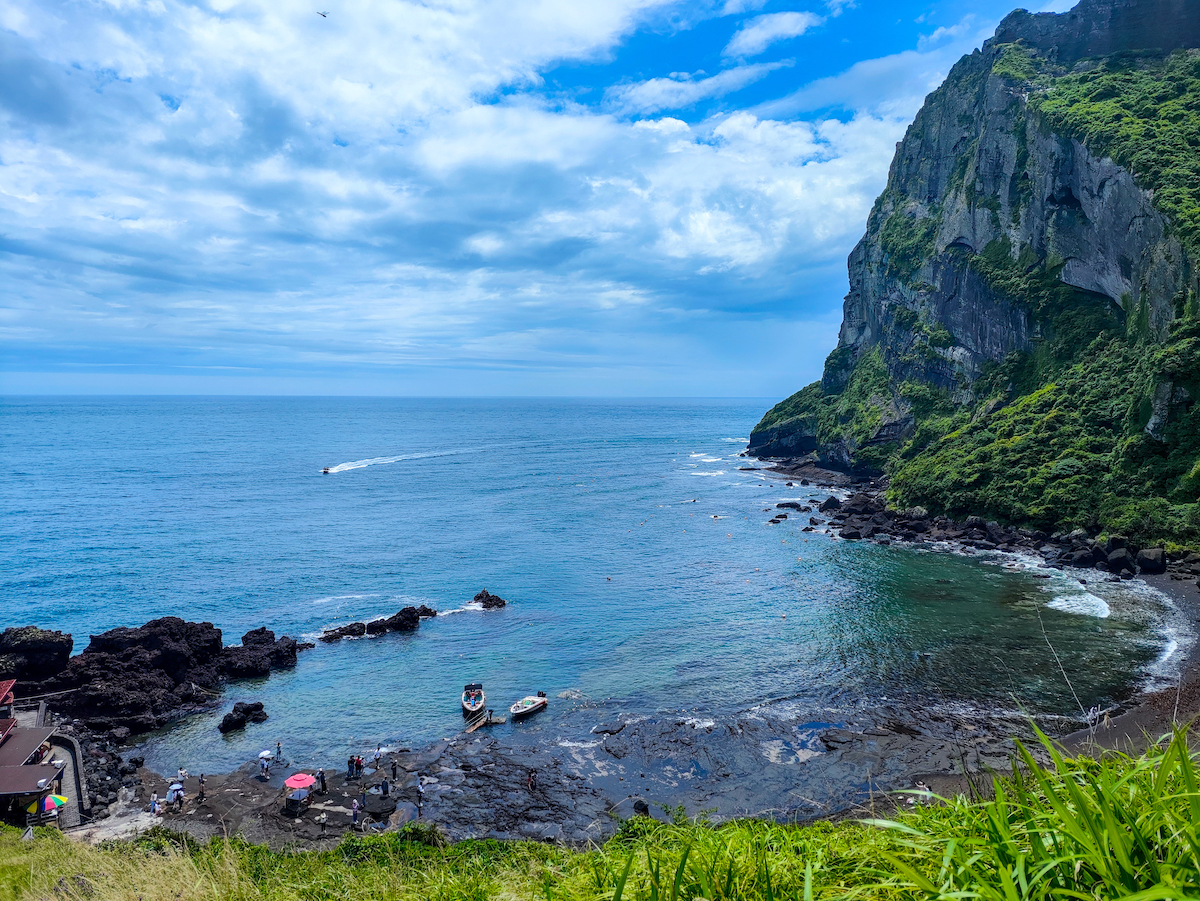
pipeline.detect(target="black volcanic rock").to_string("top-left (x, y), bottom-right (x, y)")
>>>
top-left (1136, 548), bottom-right (1167, 574)
top-left (218, 701), bottom-right (269, 733)
top-left (321, 606), bottom-right (426, 643)
top-left (219, 628), bottom-right (301, 676)
top-left (0, 626), bottom-right (73, 681)
top-left (474, 590), bottom-right (507, 609)
top-left (26, 617), bottom-right (310, 734)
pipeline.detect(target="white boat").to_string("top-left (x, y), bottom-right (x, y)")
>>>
top-left (462, 683), bottom-right (485, 718)
top-left (509, 691), bottom-right (547, 719)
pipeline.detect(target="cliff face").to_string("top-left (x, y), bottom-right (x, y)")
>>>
top-left (751, 0), bottom-right (1199, 470)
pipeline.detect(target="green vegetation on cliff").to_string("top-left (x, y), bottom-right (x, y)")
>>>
top-left (1034, 49), bottom-right (1200, 257)
top-left (755, 46), bottom-right (1200, 546)
top-left (6, 732), bottom-right (1200, 900)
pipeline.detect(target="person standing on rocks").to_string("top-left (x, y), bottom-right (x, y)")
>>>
top-left (416, 779), bottom-right (424, 818)
top-left (197, 774), bottom-right (206, 803)
top-left (351, 799), bottom-right (359, 826)
top-left (390, 760), bottom-right (398, 780)
top-left (276, 740), bottom-right (282, 762)
top-left (346, 757), bottom-right (354, 779)
top-left (373, 744), bottom-right (382, 768)
top-left (381, 777), bottom-right (389, 797)
top-left (317, 768), bottom-right (326, 794)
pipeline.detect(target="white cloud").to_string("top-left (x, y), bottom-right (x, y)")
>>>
top-left (917, 16), bottom-right (975, 51)
top-left (0, 0), bottom-right (997, 394)
top-left (723, 11), bottom-right (823, 58)
top-left (754, 18), bottom-right (995, 119)
top-left (606, 62), bottom-right (792, 115)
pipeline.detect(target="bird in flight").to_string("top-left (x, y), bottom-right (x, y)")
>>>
top-left (316, 10), bottom-right (328, 16)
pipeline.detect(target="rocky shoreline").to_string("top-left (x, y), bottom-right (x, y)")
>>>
top-left (12, 490), bottom-right (1200, 846)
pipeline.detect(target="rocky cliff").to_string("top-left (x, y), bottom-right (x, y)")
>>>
top-left (750, 0), bottom-right (1200, 543)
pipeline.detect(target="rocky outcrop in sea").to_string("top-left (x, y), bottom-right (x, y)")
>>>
top-left (0, 617), bottom-right (312, 733)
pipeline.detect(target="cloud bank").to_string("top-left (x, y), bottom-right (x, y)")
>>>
top-left (0, 0), bottom-right (1007, 395)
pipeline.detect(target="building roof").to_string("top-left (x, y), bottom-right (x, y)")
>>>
top-left (0, 726), bottom-right (56, 768)
top-left (0, 720), bottom-right (14, 743)
top-left (0, 764), bottom-right (61, 797)
top-left (0, 679), bottom-right (14, 704)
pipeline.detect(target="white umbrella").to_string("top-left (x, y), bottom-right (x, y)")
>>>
top-left (259, 750), bottom-right (275, 759)
top-left (169, 782), bottom-right (183, 791)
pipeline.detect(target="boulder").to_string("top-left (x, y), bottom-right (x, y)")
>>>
top-left (474, 590), bottom-right (507, 609)
top-left (0, 626), bottom-right (73, 681)
top-left (1105, 535), bottom-right (1129, 554)
top-left (818, 496), bottom-right (842, 513)
top-left (218, 701), bottom-right (269, 733)
top-left (1107, 548), bottom-right (1137, 575)
top-left (840, 528), bottom-right (862, 540)
top-left (1136, 548), bottom-right (1167, 574)
top-left (1066, 548), bottom-right (1097, 569)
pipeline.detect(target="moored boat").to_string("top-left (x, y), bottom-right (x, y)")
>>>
top-left (509, 691), bottom-right (547, 719)
top-left (462, 683), bottom-right (485, 717)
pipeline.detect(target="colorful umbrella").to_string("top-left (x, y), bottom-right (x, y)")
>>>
top-left (26, 794), bottom-right (67, 814)
top-left (284, 773), bottom-right (316, 789)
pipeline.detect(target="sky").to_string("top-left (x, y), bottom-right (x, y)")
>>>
top-left (0, 0), bottom-right (1076, 397)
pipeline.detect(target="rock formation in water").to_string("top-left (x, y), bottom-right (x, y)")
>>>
top-left (0, 618), bottom-right (310, 733)
top-left (750, 0), bottom-right (1200, 543)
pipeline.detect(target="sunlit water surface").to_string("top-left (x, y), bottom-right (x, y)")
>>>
top-left (0, 397), bottom-right (1187, 774)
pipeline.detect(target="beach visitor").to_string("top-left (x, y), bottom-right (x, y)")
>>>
top-left (390, 760), bottom-right (398, 780)
top-left (373, 744), bottom-right (382, 767)
top-left (381, 777), bottom-right (389, 797)
top-left (148, 790), bottom-right (158, 813)
top-left (197, 774), bottom-right (206, 803)
top-left (416, 779), bottom-right (424, 817)
top-left (317, 768), bottom-right (327, 794)
top-left (359, 788), bottom-right (367, 809)
top-left (527, 769), bottom-right (537, 791)
top-left (351, 799), bottom-right (359, 825)
top-left (346, 757), bottom-right (354, 779)
top-left (276, 740), bottom-right (282, 761)
top-left (178, 766), bottom-right (188, 781)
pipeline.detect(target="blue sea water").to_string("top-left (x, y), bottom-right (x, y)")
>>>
top-left (0, 397), bottom-right (1188, 776)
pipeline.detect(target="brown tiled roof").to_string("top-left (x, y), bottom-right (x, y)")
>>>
top-left (0, 680), bottom-right (15, 704)
top-left (0, 727), bottom-right (55, 768)
top-left (0, 764), bottom-right (61, 797)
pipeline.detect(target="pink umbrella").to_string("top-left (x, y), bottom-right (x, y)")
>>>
top-left (284, 773), bottom-right (316, 789)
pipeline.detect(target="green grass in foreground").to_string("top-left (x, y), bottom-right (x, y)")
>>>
top-left (4, 729), bottom-right (1200, 900)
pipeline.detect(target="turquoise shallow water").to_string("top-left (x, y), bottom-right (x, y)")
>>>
top-left (0, 397), bottom-right (1187, 776)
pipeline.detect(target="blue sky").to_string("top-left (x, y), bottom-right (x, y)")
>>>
top-left (0, 0), bottom-right (1074, 396)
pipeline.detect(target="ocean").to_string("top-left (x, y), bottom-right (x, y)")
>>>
top-left (0, 396), bottom-right (1188, 777)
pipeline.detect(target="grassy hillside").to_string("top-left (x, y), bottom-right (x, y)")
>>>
top-left (5, 731), bottom-right (1200, 900)
top-left (758, 49), bottom-right (1200, 547)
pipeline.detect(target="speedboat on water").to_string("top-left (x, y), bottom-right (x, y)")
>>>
top-left (322, 467), bottom-right (330, 473)
top-left (462, 682), bottom-right (485, 718)
top-left (510, 691), bottom-right (547, 719)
